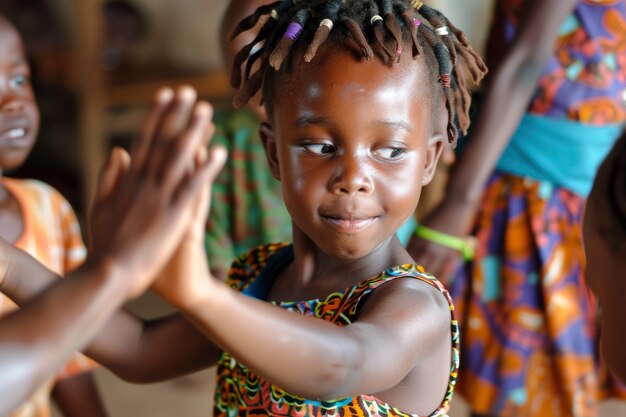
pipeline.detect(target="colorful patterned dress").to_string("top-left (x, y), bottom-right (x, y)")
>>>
top-left (0, 177), bottom-right (95, 417)
top-left (215, 243), bottom-right (460, 417)
top-left (205, 110), bottom-right (292, 276)
top-left (453, 1), bottom-right (626, 416)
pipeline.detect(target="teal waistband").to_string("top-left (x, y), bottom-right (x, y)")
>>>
top-left (496, 114), bottom-right (623, 197)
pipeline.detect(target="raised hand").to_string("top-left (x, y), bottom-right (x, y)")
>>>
top-left (151, 125), bottom-right (227, 310)
top-left (86, 86), bottom-right (225, 299)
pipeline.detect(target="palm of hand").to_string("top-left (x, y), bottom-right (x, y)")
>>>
top-left (151, 176), bottom-right (216, 309)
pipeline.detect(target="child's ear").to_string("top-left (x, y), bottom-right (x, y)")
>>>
top-left (260, 122), bottom-right (281, 181)
top-left (421, 133), bottom-right (445, 186)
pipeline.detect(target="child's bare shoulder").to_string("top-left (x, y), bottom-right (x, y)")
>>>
top-left (361, 266), bottom-right (453, 333)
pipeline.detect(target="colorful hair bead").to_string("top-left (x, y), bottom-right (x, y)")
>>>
top-left (285, 22), bottom-right (303, 40)
top-left (411, 0), bottom-right (424, 11)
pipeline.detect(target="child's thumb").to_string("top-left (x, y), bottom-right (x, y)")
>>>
top-left (205, 145), bottom-right (228, 184)
top-left (94, 147), bottom-right (131, 206)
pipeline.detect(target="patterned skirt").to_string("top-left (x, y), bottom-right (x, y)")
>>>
top-left (452, 173), bottom-right (625, 417)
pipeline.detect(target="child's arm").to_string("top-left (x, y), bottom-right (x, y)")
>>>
top-left (407, 0), bottom-right (578, 281)
top-left (52, 374), bottom-right (109, 417)
top-left (154, 265), bottom-right (451, 401)
top-left (0, 245), bottom-right (221, 383)
top-left (0, 87), bottom-right (224, 414)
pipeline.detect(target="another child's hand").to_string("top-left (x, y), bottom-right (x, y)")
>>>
top-left (151, 143), bottom-right (226, 309)
top-left (86, 87), bottom-right (226, 299)
top-left (407, 197), bottom-right (477, 286)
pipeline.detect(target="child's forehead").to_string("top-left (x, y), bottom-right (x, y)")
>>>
top-left (267, 44), bottom-right (436, 136)
top-left (0, 18), bottom-right (26, 60)
top-left (275, 43), bottom-right (435, 105)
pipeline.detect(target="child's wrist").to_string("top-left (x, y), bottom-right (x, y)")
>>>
top-left (414, 224), bottom-right (477, 261)
top-left (180, 273), bottom-right (223, 315)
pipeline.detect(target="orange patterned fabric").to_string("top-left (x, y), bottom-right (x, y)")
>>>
top-left (452, 174), bottom-right (625, 417)
top-left (0, 177), bottom-right (94, 417)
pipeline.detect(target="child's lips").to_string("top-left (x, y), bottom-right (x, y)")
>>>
top-left (320, 214), bottom-right (379, 232)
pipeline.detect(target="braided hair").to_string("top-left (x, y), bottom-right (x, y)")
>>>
top-left (229, 0), bottom-right (487, 146)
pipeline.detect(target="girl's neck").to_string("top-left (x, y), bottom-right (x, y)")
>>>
top-left (290, 226), bottom-right (414, 288)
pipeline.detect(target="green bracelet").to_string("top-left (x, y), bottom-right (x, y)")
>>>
top-left (414, 224), bottom-right (476, 261)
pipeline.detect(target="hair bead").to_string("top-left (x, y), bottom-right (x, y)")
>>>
top-left (439, 73), bottom-right (451, 88)
top-left (411, 0), bottom-right (424, 11)
top-left (435, 26), bottom-right (449, 36)
top-left (284, 22), bottom-right (303, 40)
top-left (371, 15), bottom-right (384, 25)
top-left (320, 18), bottom-right (334, 30)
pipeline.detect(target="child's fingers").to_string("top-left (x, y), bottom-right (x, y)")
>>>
top-left (92, 147), bottom-right (131, 208)
top-left (205, 145), bottom-right (228, 184)
top-left (144, 86), bottom-right (198, 181)
top-left (172, 145), bottom-right (227, 214)
top-left (154, 86), bottom-right (197, 145)
top-left (153, 102), bottom-right (214, 192)
top-left (195, 146), bottom-right (208, 167)
top-left (130, 88), bottom-right (174, 172)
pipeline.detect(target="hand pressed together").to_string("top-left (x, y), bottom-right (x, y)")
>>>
top-left (151, 118), bottom-right (227, 309)
top-left (86, 86), bottom-right (226, 299)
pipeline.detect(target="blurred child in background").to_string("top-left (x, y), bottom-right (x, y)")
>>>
top-left (0, 14), bottom-right (108, 417)
top-left (205, 0), bottom-right (291, 280)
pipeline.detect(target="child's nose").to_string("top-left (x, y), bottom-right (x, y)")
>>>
top-left (0, 96), bottom-right (23, 114)
top-left (329, 157), bottom-right (374, 195)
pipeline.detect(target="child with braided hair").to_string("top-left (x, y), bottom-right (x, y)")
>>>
top-left (1, 1), bottom-right (486, 416)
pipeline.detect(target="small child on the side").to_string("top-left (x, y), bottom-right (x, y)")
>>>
top-left (1, 2), bottom-right (486, 416)
top-left (583, 130), bottom-right (626, 383)
top-left (206, 0), bottom-right (292, 280)
top-left (0, 15), bottom-right (107, 417)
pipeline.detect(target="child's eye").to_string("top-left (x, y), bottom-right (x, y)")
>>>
top-left (10, 74), bottom-right (29, 88)
top-left (302, 143), bottom-right (335, 155)
top-left (374, 147), bottom-right (405, 160)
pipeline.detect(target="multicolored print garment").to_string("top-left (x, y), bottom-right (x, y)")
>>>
top-left (205, 110), bottom-right (292, 276)
top-left (453, 3), bottom-right (626, 416)
top-left (487, 0), bottom-right (626, 124)
top-left (452, 174), bottom-right (626, 417)
top-left (0, 178), bottom-right (96, 417)
top-left (215, 243), bottom-right (459, 417)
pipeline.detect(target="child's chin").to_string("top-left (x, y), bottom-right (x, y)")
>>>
top-left (318, 239), bottom-right (386, 262)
